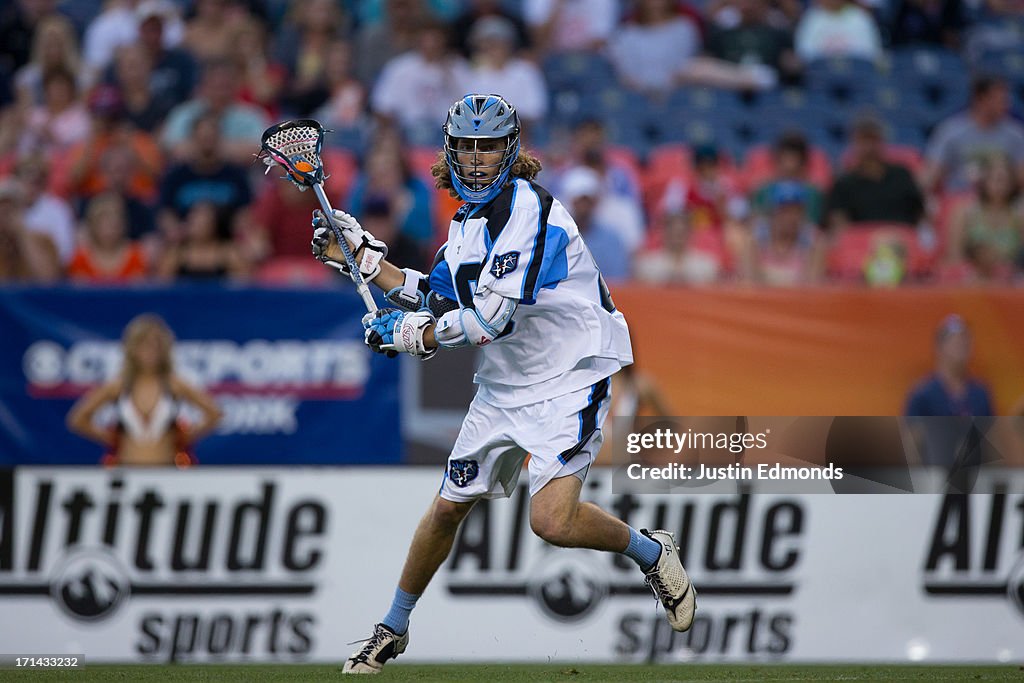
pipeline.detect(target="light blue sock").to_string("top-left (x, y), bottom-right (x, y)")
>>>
top-left (623, 527), bottom-right (662, 572)
top-left (381, 587), bottom-right (419, 635)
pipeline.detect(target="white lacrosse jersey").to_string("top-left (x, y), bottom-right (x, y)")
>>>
top-left (428, 177), bottom-right (633, 407)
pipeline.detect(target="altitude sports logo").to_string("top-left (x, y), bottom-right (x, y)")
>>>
top-left (922, 492), bottom-right (1024, 619)
top-left (0, 470), bottom-right (328, 662)
top-left (442, 473), bottom-right (803, 661)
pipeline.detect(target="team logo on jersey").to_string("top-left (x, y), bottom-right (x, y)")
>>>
top-left (490, 251), bottom-right (520, 279)
top-left (449, 460), bottom-right (479, 487)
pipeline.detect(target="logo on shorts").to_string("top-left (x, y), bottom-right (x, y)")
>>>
top-left (490, 251), bottom-right (520, 279)
top-left (448, 460), bottom-right (479, 487)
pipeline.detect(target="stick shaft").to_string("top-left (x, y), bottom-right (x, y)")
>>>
top-left (312, 183), bottom-right (378, 314)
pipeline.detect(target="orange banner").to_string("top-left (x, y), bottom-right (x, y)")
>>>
top-left (613, 286), bottom-right (1024, 416)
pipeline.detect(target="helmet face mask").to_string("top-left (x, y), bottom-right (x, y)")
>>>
top-left (443, 94), bottom-right (521, 204)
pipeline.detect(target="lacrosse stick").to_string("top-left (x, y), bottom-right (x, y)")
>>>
top-left (258, 120), bottom-right (377, 314)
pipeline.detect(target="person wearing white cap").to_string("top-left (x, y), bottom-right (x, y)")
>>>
top-left (83, 0), bottom-right (184, 79)
top-left (560, 166), bottom-right (632, 281)
top-left (460, 16), bottom-right (548, 127)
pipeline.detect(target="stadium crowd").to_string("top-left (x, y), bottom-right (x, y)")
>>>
top-left (0, 0), bottom-right (1022, 287)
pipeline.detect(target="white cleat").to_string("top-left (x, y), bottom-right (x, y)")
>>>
top-left (642, 529), bottom-right (696, 632)
top-left (342, 623), bottom-right (409, 674)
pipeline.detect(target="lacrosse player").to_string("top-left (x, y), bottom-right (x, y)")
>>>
top-left (312, 94), bottom-right (696, 674)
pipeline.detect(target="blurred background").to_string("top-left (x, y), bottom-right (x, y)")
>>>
top-left (0, 0), bottom-right (1023, 667)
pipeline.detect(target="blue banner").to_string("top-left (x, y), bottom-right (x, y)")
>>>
top-left (0, 285), bottom-right (401, 465)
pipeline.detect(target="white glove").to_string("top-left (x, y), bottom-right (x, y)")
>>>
top-left (362, 308), bottom-right (437, 359)
top-left (311, 210), bottom-right (388, 282)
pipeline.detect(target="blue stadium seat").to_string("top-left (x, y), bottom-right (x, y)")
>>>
top-left (976, 49), bottom-right (1024, 87)
top-left (542, 52), bottom-right (617, 96)
top-left (804, 57), bottom-right (882, 105)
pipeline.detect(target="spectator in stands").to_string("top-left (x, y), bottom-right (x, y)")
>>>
top-left (161, 58), bottom-right (269, 165)
top-left (371, 21), bottom-right (468, 144)
top-left (705, 0), bottom-right (802, 86)
top-left (20, 67), bottom-right (91, 157)
top-left (451, 0), bottom-right (532, 58)
top-left (561, 166), bottom-right (632, 281)
top-left (134, 0), bottom-right (196, 105)
top-left (525, 0), bottom-right (618, 54)
top-left (67, 192), bottom-right (148, 282)
top-left (354, 0), bottom-right (423, 85)
top-left (684, 144), bottom-right (747, 233)
top-left (890, 0), bottom-right (966, 49)
top-left (348, 131), bottom-right (435, 245)
top-left (750, 132), bottom-right (825, 224)
top-left (84, 0), bottom-right (185, 83)
top-left (608, 0), bottom-right (701, 94)
top-left (66, 85), bottom-right (164, 202)
top-left (794, 0), bottom-right (883, 63)
top-left (111, 43), bottom-right (174, 131)
top-left (905, 314), bottom-right (994, 417)
top-left (67, 313), bottom-right (222, 467)
top-left (923, 75), bottom-right (1024, 194)
top-left (0, 178), bottom-right (60, 282)
top-left (946, 153), bottom-right (1023, 282)
top-left (184, 0), bottom-right (248, 63)
top-left (610, 0), bottom-right (778, 93)
top-left (312, 40), bottom-right (367, 140)
top-left (0, 0), bottom-right (59, 75)
top-left (157, 200), bottom-right (248, 280)
top-left (95, 143), bottom-right (157, 244)
top-left (13, 14), bottom-right (84, 107)
top-left (230, 15), bottom-right (286, 121)
top-left (158, 112), bottom-right (252, 246)
top-left (461, 17), bottom-right (548, 129)
top-left (826, 115), bottom-right (925, 231)
top-left (15, 156), bottom-right (76, 267)
top-left (275, 0), bottom-right (348, 117)
top-left (249, 176), bottom-right (318, 261)
top-left (706, 0), bottom-right (803, 30)
top-left (569, 118), bottom-right (643, 204)
top-left (634, 201), bottom-right (724, 285)
top-left (739, 181), bottom-right (825, 285)
top-left (361, 195), bottom-right (428, 272)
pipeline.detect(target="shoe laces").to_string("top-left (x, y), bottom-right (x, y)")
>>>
top-left (348, 625), bottom-right (389, 665)
top-left (645, 571), bottom-right (673, 607)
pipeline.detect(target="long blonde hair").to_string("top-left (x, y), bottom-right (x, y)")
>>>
top-left (120, 314), bottom-right (175, 387)
top-left (30, 15), bottom-right (80, 76)
top-left (430, 148), bottom-right (544, 199)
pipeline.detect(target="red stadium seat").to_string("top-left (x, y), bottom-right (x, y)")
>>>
top-left (321, 149), bottom-right (358, 205)
top-left (741, 144), bottom-right (833, 192)
top-left (826, 223), bottom-right (936, 282)
top-left (255, 257), bottom-right (334, 286)
top-left (407, 146), bottom-right (440, 185)
top-left (605, 145), bottom-right (642, 180)
top-left (644, 144), bottom-right (743, 216)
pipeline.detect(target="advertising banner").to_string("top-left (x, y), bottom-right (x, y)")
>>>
top-left (612, 287), bottom-right (1024, 416)
top-left (0, 286), bottom-right (400, 465)
top-left (1, 467), bottom-right (1022, 663)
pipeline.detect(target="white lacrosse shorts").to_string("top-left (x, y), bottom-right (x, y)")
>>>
top-left (439, 377), bottom-right (612, 502)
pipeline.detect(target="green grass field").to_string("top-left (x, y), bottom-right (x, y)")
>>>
top-left (2, 664), bottom-right (1023, 682)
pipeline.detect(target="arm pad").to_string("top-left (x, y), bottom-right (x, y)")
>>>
top-left (384, 268), bottom-right (430, 311)
top-left (434, 291), bottom-right (517, 348)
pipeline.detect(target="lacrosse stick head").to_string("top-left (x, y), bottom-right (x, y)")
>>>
top-left (259, 119), bottom-right (328, 191)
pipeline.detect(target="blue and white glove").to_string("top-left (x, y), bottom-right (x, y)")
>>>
top-left (311, 209), bottom-right (387, 282)
top-left (362, 308), bottom-right (437, 359)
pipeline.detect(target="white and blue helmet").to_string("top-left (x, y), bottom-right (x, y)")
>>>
top-left (443, 94), bottom-right (521, 204)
